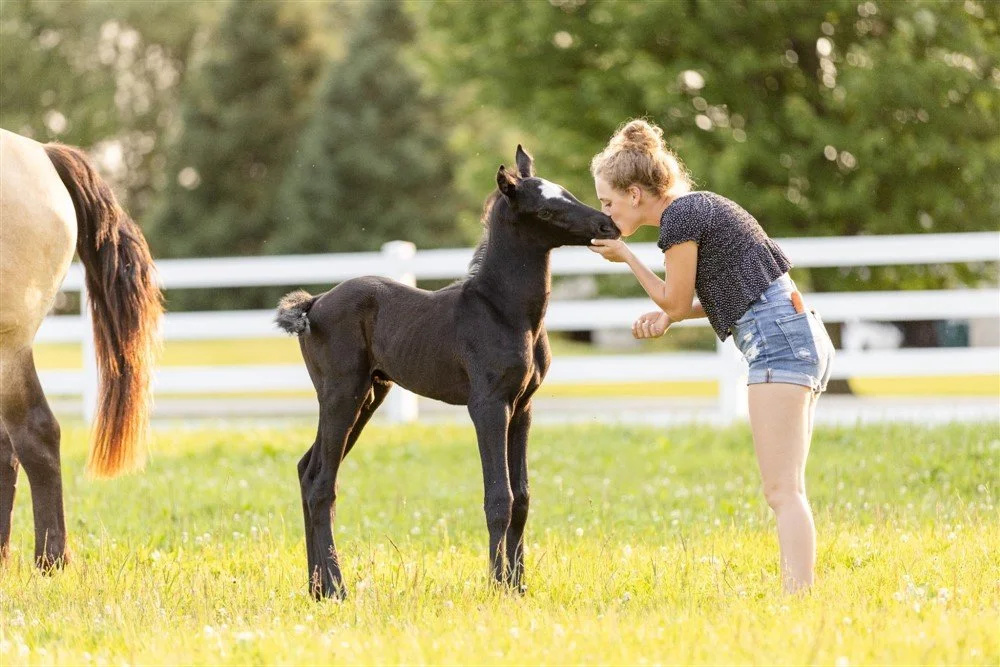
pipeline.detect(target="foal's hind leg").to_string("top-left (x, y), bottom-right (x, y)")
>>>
top-left (0, 425), bottom-right (19, 562)
top-left (298, 434), bottom-right (322, 592)
top-left (299, 380), bottom-right (390, 598)
top-left (343, 380), bottom-right (390, 460)
top-left (0, 348), bottom-right (66, 569)
top-left (302, 375), bottom-right (377, 599)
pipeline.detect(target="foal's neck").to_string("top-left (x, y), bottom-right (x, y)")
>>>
top-left (474, 224), bottom-right (551, 330)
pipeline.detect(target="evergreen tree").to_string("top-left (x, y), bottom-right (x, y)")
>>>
top-left (147, 0), bottom-right (323, 260)
top-left (272, 0), bottom-right (464, 254)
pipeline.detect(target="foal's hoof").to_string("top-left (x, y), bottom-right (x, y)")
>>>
top-left (311, 582), bottom-right (348, 602)
top-left (36, 552), bottom-right (68, 573)
top-left (505, 580), bottom-right (527, 596)
top-left (325, 587), bottom-right (348, 602)
top-left (495, 578), bottom-right (527, 596)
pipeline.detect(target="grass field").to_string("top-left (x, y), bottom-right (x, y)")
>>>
top-left (1, 421), bottom-right (997, 664)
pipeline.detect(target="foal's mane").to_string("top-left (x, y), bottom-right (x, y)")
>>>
top-left (466, 189), bottom-right (514, 277)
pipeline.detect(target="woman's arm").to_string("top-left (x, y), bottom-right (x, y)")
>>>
top-left (591, 238), bottom-right (706, 333)
top-left (597, 240), bottom-right (698, 322)
top-left (684, 300), bottom-right (707, 321)
top-left (630, 296), bottom-right (706, 338)
top-left (589, 238), bottom-right (702, 322)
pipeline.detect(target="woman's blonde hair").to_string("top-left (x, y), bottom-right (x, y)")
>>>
top-left (590, 119), bottom-right (693, 199)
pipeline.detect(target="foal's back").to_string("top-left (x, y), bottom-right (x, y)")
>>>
top-left (302, 275), bottom-right (475, 404)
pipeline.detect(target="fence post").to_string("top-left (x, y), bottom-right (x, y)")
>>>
top-left (381, 241), bottom-right (419, 423)
top-left (716, 336), bottom-right (748, 424)
top-left (80, 286), bottom-right (98, 425)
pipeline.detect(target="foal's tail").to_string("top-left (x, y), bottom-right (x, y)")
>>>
top-left (45, 143), bottom-right (163, 478)
top-left (275, 290), bottom-right (317, 336)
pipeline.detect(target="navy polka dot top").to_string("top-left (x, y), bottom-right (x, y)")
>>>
top-left (657, 191), bottom-right (792, 341)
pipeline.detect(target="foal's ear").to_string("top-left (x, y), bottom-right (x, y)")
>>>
top-left (515, 144), bottom-right (534, 178)
top-left (496, 165), bottom-right (518, 198)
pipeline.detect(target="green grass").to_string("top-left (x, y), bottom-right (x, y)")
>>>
top-left (2, 422), bottom-right (998, 665)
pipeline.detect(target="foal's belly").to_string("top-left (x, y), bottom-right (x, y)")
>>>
top-left (374, 355), bottom-right (470, 406)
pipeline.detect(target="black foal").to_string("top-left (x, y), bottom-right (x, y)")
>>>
top-left (276, 146), bottom-right (619, 599)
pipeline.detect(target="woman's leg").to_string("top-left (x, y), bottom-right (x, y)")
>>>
top-left (748, 383), bottom-right (816, 593)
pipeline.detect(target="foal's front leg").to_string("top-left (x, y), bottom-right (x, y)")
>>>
top-left (467, 395), bottom-right (513, 585)
top-left (505, 401), bottom-right (532, 592)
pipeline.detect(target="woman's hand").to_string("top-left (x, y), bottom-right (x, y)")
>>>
top-left (589, 238), bottom-right (632, 263)
top-left (633, 310), bottom-right (671, 339)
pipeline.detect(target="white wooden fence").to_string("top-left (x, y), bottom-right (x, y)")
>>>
top-left (37, 232), bottom-right (1000, 423)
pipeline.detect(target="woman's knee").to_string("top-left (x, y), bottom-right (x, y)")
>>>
top-left (761, 480), bottom-right (807, 512)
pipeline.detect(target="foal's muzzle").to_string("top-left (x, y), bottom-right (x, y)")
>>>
top-left (596, 219), bottom-right (621, 239)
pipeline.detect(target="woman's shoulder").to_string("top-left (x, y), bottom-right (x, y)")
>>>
top-left (657, 191), bottom-right (717, 249)
top-left (676, 190), bottom-right (758, 224)
top-left (662, 190), bottom-right (715, 223)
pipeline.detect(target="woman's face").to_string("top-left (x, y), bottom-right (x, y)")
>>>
top-left (595, 176), bottom-right (641, 237)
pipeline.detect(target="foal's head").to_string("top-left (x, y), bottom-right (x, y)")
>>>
top-left (495, 145), bottom-right (620, 248)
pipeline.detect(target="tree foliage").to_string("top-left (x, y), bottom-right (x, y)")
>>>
top-left (421, 0), bottom-right (1000, 290)
top-left (145, 0), bottom-right (324, 260)
top-left (0, 0), bottom-right (213, 216)
top-left (272, 0), bottom-right (465, 254)
top-left (3, 0), bottom-right (996, 309)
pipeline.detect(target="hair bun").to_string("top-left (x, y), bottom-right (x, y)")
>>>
top-left (591, 118), bottom-right (693, 198)
top-left (614, 119), bottom-right (665, 154)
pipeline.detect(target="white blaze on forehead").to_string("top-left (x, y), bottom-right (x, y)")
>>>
top-left (538, 179), bottom-right (570, 202)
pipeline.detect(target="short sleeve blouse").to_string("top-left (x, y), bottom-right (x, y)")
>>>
top-left (657, 191), bottom-right (792, 340)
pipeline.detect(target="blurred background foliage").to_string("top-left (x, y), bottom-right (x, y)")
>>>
top-left (2, 0), bottom-right (998, 311)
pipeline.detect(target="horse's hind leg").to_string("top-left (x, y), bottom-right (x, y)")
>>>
top-left (0, 348), bottom-right (65, 569)
top-left (0, 425), bottom-right (19, 562)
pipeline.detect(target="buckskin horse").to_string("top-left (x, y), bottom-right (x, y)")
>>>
top-left (276, 146), bottom-right (620, 599)
top-left (0, 128), bottom-right (162, 568)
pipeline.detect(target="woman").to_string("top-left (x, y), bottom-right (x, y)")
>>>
top-left (588, 119), bottom-right (834, 593)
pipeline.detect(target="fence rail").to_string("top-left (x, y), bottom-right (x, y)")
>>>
top-left (37, 232), bottom-right (1000, 423)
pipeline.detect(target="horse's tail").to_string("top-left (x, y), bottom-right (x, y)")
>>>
top-left (276, 290), bottom-right (316, 336)
top-left (44, 143), bottom-right (163, 478)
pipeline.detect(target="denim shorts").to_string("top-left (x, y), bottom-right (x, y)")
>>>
top-left (729, 274), bottom-right (835, 393)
